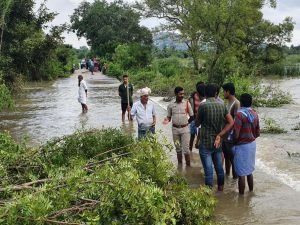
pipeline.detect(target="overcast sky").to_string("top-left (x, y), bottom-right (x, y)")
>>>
top-left (34, 0), bottom-right (300, 48)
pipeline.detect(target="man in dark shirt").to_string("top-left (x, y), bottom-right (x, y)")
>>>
top-left (118, 75), bottom-right (133, 122)
top-left (195, 84), bottom-right (234, 191)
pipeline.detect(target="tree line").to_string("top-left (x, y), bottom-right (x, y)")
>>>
top-left (0, 0), bottom-right (77, 111)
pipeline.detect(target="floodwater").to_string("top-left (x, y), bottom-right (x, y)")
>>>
top-left (0, 70), bottom-right (299, 224)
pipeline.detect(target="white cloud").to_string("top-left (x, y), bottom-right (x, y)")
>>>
top-left (33, 0), bottom-right (300, 48)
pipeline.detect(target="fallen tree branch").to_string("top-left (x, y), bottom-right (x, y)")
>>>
top-left (92, 143), bottom-right (135, 159)
top-left (86, 152), bottom-right (132, 169)
top-left (0, 178), bottom-right (50, 192)
top-left (47, 202), bottom-right (98, 219)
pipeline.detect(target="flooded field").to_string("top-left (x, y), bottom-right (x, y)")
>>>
top-left (0, 70), bottom-right (299, 224)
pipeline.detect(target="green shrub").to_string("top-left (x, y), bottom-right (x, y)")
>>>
top-left (225, 73), bottom-right (292, 107)
top-left (261, 118), bottom-right (287, 134)
top-left (130, 70), bottom-right (157, 88)
top-left (152, 57), bottom-right (183, 77)
top-left (0, 129), bottom-right (217, 225)
top-left (106, 62), bottom-right (124, 79)
top-left (256, 84), bottom-right (292, 107)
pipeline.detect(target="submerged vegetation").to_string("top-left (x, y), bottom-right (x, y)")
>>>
top-left (261, 118), bottom-right (287, 134)
top-left (0, 129), bottom-right (217, 224)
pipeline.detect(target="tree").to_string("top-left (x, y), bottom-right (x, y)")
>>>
top-left (0, 0), bottom-right (74, 82)
top-left (70, 0), bottom-right (153, 59)
top-left (139, 0), bottom-right (294, 83)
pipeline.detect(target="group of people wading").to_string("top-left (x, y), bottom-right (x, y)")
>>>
top-left (79, 74), bottom-right (260, 195)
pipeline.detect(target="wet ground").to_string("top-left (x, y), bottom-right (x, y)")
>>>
top-left (0, 70), bottom-right (299, 224)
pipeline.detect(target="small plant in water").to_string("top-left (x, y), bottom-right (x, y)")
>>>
top-left (261, 118), bottom-right (287, 134)
top-left (291, 122), bottom-right (300, 131)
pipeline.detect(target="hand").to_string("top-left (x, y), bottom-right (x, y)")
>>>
top-left (214, 135), bottom-right (221, 149)
top-left (152, 121), bottom-right (156, 127)
top-left (162, 117), bottom-right (170, 125)
top-left (188, 117), bottom-right (194, 124)
top-left (127, 106), bottom-right (131, 111)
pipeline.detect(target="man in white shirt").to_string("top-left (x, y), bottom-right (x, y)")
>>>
top-left (78, 75), bottom-right (88, 113)
top-left (130, 87), bottom-right (156, 139)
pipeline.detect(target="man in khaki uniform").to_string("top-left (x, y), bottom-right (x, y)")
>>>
top-left (163, 86), bottom-right (194, 166)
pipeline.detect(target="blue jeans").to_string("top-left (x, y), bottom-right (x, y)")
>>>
top-left (138, 125), bottom-right (155, 139)
top-left (199, 144), bottom-right (224, 188)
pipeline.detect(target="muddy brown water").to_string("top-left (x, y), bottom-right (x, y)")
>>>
top-left (0, 70), bottom-right (299, 224)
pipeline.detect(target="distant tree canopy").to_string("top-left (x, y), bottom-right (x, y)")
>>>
top-left (0, 0), bottom-right (76, 83)
top-left (70, 0), bottom-right (153, 60)
top-left (138, 0), bottom-right (294, 83)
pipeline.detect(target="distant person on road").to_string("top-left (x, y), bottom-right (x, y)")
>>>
top-left (222, 82), bottom-right (240, 179)
top-left (118, 75), bottom-right (133, 122)
top-left (80, 59), bottom-right (86, 69)
top-left (163, 86), bottom-right (194, 167)
top-left (130, 87), bottom-right (156, 139)
top-left (89, 59), bottom-right (94, 75)
top-left (233, 93), bottom-right (260, 195)
top-left (78, 75), bottom-right (88, 113)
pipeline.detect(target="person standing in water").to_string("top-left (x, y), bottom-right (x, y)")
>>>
top-left (222, 82), bottom-right (240, 179)
top-left (233, 93), bottom-right (260, 195)
top-left (78, 75), bottom-right (88, 113)
top-left (163, 86), bottom-right (194, 167)
top-left (130, 87), bottom-right (156, 139)
top-left (118, 75), bottom-right (133, 122)
top-left (195, 84), bottom-right (233, 191)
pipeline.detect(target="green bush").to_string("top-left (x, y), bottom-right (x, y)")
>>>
top-left (0, 129), bottom-right (217, 225)
top-left (130, 70), bottom-right (157, 88)
top-left (106, 62), bottom-right (124, 79)
top-left (261, 118), bottom-right (287, 134)
top-left (225, 73), bottom-right (292, 107)
top-left (152, 57), bottom-right (183, 77)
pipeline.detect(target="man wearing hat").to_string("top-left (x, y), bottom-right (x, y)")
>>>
top-left (130, 87), bottom-right (156, 139)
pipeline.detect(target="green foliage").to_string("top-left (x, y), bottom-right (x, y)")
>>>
top-left (152, 57), bottom-right (183, 77)
top-left (0, 73), bottom-right (13, 111)
top-left (256, 84), bottom-right (292, 107)
top-left (0, 129), bottom-right (217, 224)
top-left (130, 70), bottom-right (157, 87)
top-left (75, 46), bottom-right (90, 60)
top-left (140, 0), bottom-right (294, 83)
top-left (70, 0), bottom-right (152, 59)
top-left (225, 73), bottom-right (292, 107)
top-left (113, 44), bottom-right (152, 70)
top-left (0, 0), bottom-right (76, 87)
top-left (261, 118), bottom-right (287, 134)
top-left (106, 62), bottom-right (124, 79)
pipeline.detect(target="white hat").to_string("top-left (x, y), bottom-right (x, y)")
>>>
top-left (137, 87), bottom-right (151, 96)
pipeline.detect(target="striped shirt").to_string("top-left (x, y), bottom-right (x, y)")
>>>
top-left (189, 92), bottom-right (201, 114)
top-left (196, 98), bottom-right (228, 149)
top-left (234, 108), bottom-right (260, 144)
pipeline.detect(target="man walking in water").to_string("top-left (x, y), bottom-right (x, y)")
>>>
top-left (118, 75), bottom-right (133, 122)
top-left (77, 75), bottom-right (88, 113)
top-left (195, 84), bottom-right (233, 190)
top-left (130, 87), bottom-right (156, 139)
top-left (163, 86), bottom-right (194, 167)
top-left (222, 82), bottom-right (240, 179)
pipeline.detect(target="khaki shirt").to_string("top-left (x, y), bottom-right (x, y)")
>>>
top-left (167, 99), bottom-right (194, 133)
